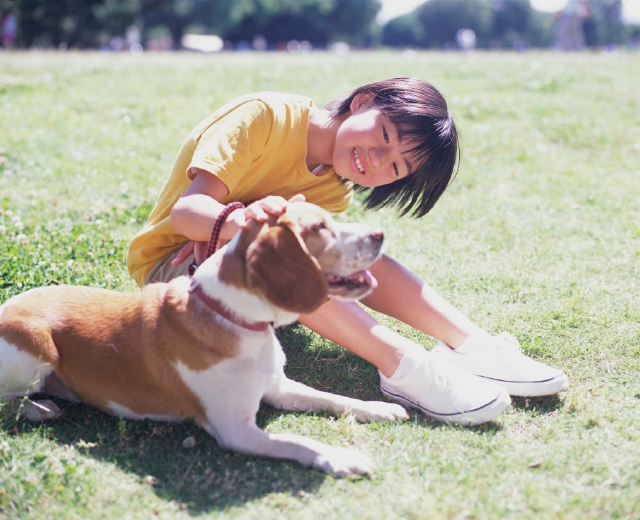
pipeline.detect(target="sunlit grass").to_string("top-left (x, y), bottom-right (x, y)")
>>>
top-left (1, 50), bottom-right (639, 519)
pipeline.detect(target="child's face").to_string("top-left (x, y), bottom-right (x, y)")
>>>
top-left (333, 98), bottom-right (413, 188)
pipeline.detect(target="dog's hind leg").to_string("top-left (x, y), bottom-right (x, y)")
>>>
top-left (16, 398), bottom-right (62, 421)
top-left (2, 397), bottom-right (62, 421)
top-left (42, 373), bottom-right (81, 403)
top-left (0, 339), bottom-right (63, 421)
top-left (0, 338), bottom-right (54, 400)
top-left (14, 373), bottom-right (78, 421)
top-left (263, 376), bottom-right (408, 423)
top-left (24, 399), bottom-right (62, 420)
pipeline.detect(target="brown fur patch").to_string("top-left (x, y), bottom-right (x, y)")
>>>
top-left (245, 220), bottom-right (328, 313)
top-left (218, 217), bottom-right (273, 297)
top-left (0, 283), bottom-right (240, 426)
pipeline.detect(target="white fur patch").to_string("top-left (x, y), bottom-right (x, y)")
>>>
top-left (193, 245), bottom-right (299, 328)
top-left (0, 339), bottom-right (54, 399)
top-left (173, 354), bottom-right (277, 443)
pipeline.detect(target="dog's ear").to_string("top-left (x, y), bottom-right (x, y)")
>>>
top-left (245, 218), bottom-right (328, 314)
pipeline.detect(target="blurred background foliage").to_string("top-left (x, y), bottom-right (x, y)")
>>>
top-left (382, 0), bottom-right (551, 48)
top-left (381, 0), bottom-right (634, 49)
top-left (0, 0), bottom-right (637, 50)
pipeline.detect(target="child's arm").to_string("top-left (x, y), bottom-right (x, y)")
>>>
top-left (172, 168), bottom-right (241, 242)
top-left (171, 168), bottom-right (303, 265)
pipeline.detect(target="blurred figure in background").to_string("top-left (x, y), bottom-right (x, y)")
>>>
top-left (554, 0), bottom-right (590, 50)
top-left (456, 28), bottom-right (477, 51)
top-left (1, 10), bottom-right (16, 49)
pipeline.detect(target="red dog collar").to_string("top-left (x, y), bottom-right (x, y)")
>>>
top-left (190, 282), bottom-right (270, 332)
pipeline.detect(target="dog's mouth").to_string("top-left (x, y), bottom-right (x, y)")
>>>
top-left (325, 269), bottom-right (378, 300)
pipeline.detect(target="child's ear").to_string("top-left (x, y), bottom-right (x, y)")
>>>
top-left (350, 92), bottom-right (376, 113)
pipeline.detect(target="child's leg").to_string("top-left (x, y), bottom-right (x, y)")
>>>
top-left (363, 255), bottom-right (568, 396)
top-left (300, 253), bottom-right (481, 378)
top-left (360, 255), bottom-right (482, 349)
top-left (145, 249), bottom-right (193, 285)
top-left (300, 253), bottom-right (479, 376)
top-left (298, 301), bottom-right (511, 425)
top-left (301, 254), bottom-right (569, 399)
top-left (299, 299), bottom-right (415, 378)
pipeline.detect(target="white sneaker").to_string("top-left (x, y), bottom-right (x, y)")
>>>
top-left (432, 331), bottom-right (569, 397)
top-left (380, 348), bottom-right (511, 426)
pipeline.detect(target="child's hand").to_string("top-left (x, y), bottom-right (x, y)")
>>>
top-left (236, 194), bottom-right (305, 226)
top-left (171, 194), bottom-right (305, 267)
top-left (170, 240), bottom-right (214, 267)
top-left (172, 240), bottom-right (196, 266)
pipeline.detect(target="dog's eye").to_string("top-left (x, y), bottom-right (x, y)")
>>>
top-left (312, 222), bottom-right (326, 233)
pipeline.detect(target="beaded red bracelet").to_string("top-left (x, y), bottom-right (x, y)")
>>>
top-left (188, 201), bottom-right (245, 276)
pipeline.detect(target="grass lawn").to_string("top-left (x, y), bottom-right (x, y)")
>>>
top-left (0, 49), bottom-right (639, 519)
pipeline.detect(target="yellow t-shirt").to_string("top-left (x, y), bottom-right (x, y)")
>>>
top-left (127, 92), bottom-right (353, 287)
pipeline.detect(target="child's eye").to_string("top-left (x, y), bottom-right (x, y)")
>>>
top-left (393, 163), bottom-right (399, 176)
top-left (383, 127), bottom-right (389, 143)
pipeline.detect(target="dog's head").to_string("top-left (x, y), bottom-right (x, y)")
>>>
top-left (233, 201), bottom-right (383, 315)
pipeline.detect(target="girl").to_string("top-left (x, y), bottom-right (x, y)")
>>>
top-left (127, 78), bottom-right (568, 425)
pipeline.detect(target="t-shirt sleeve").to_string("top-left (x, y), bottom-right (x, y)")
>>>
top-left (188, 100), bottom-right (272, 192)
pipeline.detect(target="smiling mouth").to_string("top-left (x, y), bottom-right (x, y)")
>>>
top-left (353, 149), bottom-right (365, 174)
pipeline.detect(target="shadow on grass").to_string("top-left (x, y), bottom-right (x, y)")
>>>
top-left (277, 324), bottom-right (385, 402)
top-left (0, 324), bottom-right (390, 515)
top-left (3, 401), bottom-right (331, 513)
top-left (510, 395), bottom-right (564, 415)
top-left (398, 411), bottom-right (505, 434)
top-left (1, 323), bottom-right (512, 514)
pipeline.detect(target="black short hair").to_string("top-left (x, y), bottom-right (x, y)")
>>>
top-left (325, 77), bottom-right (459, 218)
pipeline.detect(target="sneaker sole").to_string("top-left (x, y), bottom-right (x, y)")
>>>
top-left (478, 373), bottom-right (570, 397)
top-left (380, 386), bottom-right (511, 427)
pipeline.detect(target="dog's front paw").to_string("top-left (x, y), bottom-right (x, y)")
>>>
top-left (313, 447), bottom-right (374, 476)
top-left (348, 401), bottom-right (409, 423)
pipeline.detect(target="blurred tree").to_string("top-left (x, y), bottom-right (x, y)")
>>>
top-left (585, 0), bottom-right (626, 45)
top-left (140, 0), bottom-right (235, 49)
top-left (383, 0), bottom-right (493, 48)
top-left (526, 7), bottom-right (555, 47)
top-left (10, 0), bottom-right (237, 49)
top-left (221, 0), bottom-right (381, 47)
top-left (379, 12), bottom-right (424, 47)
top-left (7, 0), bottom-right (631, 50)
top-left (10, 0), bottom-right (141, 48)
top-left (94, 0), bottom-right (141, 42)
top-left (490, 0), bottom-right (554, 47)
top-left (17, 0), bottom-right (101, 48)
top-left (382, 0), bottom-right (554, 49)
top-left (490, 0), bottom-right (528, 46)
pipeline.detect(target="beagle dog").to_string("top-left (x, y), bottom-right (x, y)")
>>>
top-left (0, 202), bottom-right (407, 476)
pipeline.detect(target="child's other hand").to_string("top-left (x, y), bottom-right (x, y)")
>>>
top-left (170, 240), bottom-right (194, 266)
top-left (171, 240), bottom-right (211, 266)
top-left (171, 240), bottom-right (194, 266)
